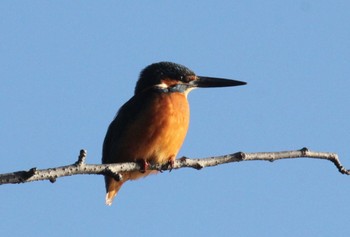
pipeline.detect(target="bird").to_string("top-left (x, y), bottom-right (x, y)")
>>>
top-left (102, 61), bottom-right (246, 205)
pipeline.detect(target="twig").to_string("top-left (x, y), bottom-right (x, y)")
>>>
top-left (0, 147), bottom-right (348, 185)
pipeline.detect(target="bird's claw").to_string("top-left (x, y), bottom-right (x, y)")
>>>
top-left (167, 159), bottom-right (175, 172)
top-left (137, 159), bottom-right (149, 173)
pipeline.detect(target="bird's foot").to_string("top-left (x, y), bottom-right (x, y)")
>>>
top-left (137, 159), bottom-right (149, 173)
top-left (166, 159), bottom-right (175, 172)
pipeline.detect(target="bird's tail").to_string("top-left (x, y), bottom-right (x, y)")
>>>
top-left (105, 176), bottom-right (124, 206)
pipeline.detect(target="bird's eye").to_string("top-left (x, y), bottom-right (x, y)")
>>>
top-left (180, 76), bottom-right (190, 83)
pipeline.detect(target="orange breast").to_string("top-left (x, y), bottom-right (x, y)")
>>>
top-left (116, 92), bottom-right (190, 167)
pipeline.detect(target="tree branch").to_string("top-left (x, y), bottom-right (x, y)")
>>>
top-left (1, 147), bottom-right (349, 185)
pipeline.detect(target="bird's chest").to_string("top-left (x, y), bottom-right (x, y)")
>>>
top-left (148, 93), bottom-right (190, 134)
top-left (142, 93), bottom-right (190, 154)
top-left (120, 92), bottom-right (190, 162)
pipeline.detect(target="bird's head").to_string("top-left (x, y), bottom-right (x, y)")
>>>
top-left (135, 62), bottom-right (246, 95)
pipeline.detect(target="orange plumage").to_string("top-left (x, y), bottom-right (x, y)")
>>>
top-left (102, 62), bottom-right (246, 205)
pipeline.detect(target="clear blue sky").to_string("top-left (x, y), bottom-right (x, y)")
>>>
top-left (1, 1), bottom-right (349, 236)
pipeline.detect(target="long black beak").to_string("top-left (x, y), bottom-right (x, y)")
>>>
top-left (191, 76), bottom-right (247, 88)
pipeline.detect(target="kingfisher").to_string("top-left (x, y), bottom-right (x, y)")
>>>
top-left (102, 62), bottom-right (246, 205)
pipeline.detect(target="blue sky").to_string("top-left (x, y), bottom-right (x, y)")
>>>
top-left (1, 1), bottom-right (350, 236)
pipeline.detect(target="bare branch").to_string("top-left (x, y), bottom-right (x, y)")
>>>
top-left (0, 147), bottom-right (348, 185)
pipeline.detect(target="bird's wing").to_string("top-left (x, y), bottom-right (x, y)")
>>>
top-left (102, 91), bottom-right (155, 164)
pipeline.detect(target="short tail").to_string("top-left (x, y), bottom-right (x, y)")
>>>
top-left (105, 176), bottom-right (124, 206)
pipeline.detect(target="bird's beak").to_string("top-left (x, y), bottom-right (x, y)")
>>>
top-left (191, 76), bottom-right (247, 88)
